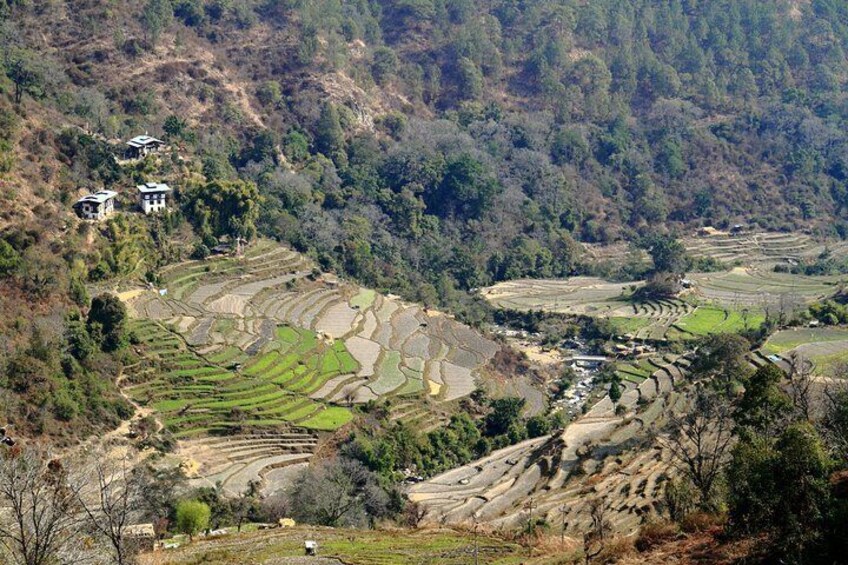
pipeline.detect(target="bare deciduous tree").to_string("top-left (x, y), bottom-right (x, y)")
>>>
top-left (71, 449), bottom-right (145, 565)
top-left (661, 388), bottom-right (735, 507)
top-left (286, 457), bottom-right (389, 528)
top-left (0, 447), bottom-right (89, 565)
top-left (822, 365), bottom-right (848, 462)
top-left (583, 498), bottom-right (610, 565)
top-left (787, 352), bottom-right (815, 421)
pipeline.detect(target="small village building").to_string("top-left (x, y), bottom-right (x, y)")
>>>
top-left (124, 523), bottom-right (156, 555)
top-left (137, 182), bottom-right (172, 214)
top-left (126, 135), bottom-right (165, 159)
top-left (73, 190), bottom-right (118, 221)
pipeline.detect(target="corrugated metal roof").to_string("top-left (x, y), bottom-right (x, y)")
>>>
top-left (136, 182), bottom-right (172, 194)
top-left (75, 190), bottom-right (118, 205)
top-left (126, 135), bottom-right (164, 147)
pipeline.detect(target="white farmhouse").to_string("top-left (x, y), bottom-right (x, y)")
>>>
top-left (126, 135), bottom-right (165, 159)
top-left (137, 182), bottom-right (172, 214)
top-left (73, 190), bottom-right (118, 221)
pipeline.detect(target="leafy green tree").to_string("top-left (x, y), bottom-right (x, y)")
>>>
top-left (689, 333), bottom-right (752, 390)
top-left (609, 379), bottom-right (622, 403)
top-left (87, 293), bottom-right (128, 352)
top-left (372, 47), bottom-right (399, 85)
top-left (429, 153), bottom-right (499, 220)
top-left (728, 423), bottom-right (834, 562)
top-left (141, 0), bottom-right (174, 47)
top-left (66, 317), bottom-right (96, 362)
top-left (526, 415), bottom-right (551, 438)
top-left (456, 57), bottom-right (483, 100)
top-left (640, 233), bottom-right (688, 274)
top-left (485, 397), bottom-right (525, 436)
top-left (0, 239), bottom-right (20, 276)
top-left (734, 364), bottom-right (791, 435)
top-left (174, 0), bottom-right (205, 26)
top-left (163, 115), bottom-right (188, 140)
top-left (175, 500), bottom-right (211, 541)
top-left (315, 102), bottom-right (347, 167)
top-left (6, 52), bottom-right (45, 104)
top-left (256, 80), bottom-right (282, 107)
top-left (186, 179), bottom-right (263, 241)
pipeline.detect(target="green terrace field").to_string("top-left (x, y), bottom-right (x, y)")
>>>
top-left (667, 305), bottom-right (766, 339)
top-left (141, 526), bottom-right (527, 565)
top-left (126, 319), bottom-right (355, 437)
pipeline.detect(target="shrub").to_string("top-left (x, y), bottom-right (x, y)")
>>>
top-left (680, 511), bottom-right (722, 533)
top-left (635, 520), bottom-right (679, 552)
top-left (191, 243), bottom-right (210, 260)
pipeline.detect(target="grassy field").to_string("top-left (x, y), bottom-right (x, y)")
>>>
top-left (139, 526), bottom-right (530, 565)
top-left (673, 305), bottom-right (765, 337)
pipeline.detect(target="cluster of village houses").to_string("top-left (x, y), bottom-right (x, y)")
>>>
top-left (73, 135), bottom-right (173, 220)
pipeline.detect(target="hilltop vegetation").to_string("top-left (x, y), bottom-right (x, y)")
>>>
top-left (2, 1), bottom-right (848, 306)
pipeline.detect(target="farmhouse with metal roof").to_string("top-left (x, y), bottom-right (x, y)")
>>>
top-left (137, 182), bottom-right (172, 214)
top-left (126, 134), bottom-right (165, 159)
top-left (73, 190), bottom-right (118, 221)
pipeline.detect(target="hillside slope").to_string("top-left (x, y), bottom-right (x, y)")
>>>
top-left (3, 1), bottom-right (848, 304)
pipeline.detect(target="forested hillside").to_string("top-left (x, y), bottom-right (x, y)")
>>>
top-left (2, 0), bottom-right (848, 436)
top-left (4, 1), bottom-right (848, 293)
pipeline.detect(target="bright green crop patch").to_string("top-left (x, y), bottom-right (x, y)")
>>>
top-left (675, 306), bottom-right (764, 337)
top-left (207, 346), bottom-right (244, 364)
top-left (153, 398), bottom-right (194, 412)
top-left (244, 351), bottom-right (281, 375)
top-left (300, 407), bottom-right (353, 430)
top-left (350, 288), bottom-right (376, 310)
top-left (127, 306), bottom-right (366, 436)
top-left (764, 327), bottom-right (848, 354)
top-left (196, 390), bottom-right (289, 410)
top-left (276, 326), bottom-right (300, 344)
top-left (280, 402), bottom-right (320, 422)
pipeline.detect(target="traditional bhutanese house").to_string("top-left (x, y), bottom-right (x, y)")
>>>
top-left (137, 182), bottom-right (172, 214)
top-left (124, 523), bottom-right (156, 554)
top-left (73, 190), bottom-right (118, 221)
top-left (126, 135), bottom-right (165, 159)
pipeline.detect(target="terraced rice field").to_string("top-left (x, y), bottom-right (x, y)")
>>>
top-left (127, 240), bottom-right (497, 407)
top-left (484, 266), bottom-right (841, 341)
top-left (179, 432), bottom-right (319, 496)
top-left (482, 277), bottom-right (640, 315)
top-left (122, 241), bottom-right (499, 491)
top-left (688, 267), bottom-right (843, 309)
top-left (484, 279), bottom-right (701, 341)
top-left (762, 327), bottom-right (848, 375)
top-left (683, 231), bottom-right (848, 266)
top-left (126, 320), bottom-right (348, 436)
top-left (409, 356), bottom-right (691, 535)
